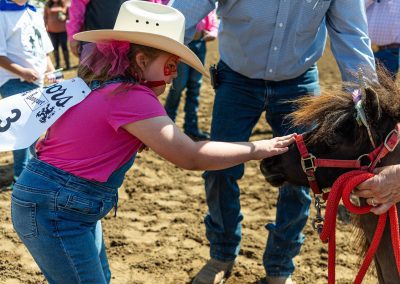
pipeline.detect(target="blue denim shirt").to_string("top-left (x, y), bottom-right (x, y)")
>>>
top-left (170, 0), bottom-right (376, 82)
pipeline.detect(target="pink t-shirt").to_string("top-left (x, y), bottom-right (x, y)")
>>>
top-left (36, 83), bottom-right (167, 182)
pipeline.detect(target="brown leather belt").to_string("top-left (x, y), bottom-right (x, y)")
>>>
top-left (378, 43), bottom-right (400, 50)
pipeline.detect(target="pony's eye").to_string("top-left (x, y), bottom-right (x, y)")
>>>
top-left (326, 137), bottom-right (339, 147)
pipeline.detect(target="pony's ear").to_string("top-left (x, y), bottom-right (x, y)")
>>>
top-left (363, 87), bottom-right (381, 125)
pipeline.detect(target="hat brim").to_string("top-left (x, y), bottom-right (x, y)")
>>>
top-left (74, 30), bottom-right (209, 77)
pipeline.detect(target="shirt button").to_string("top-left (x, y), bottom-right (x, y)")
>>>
top-left (279, 23), bottom-right (283, 28)
top-left (269, 69), bottom-right (273, 73)
top-left (273, 46), bottom-right (278, 51)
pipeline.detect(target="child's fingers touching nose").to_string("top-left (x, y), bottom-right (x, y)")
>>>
top-left (275, 134), bottom-right (296, 147)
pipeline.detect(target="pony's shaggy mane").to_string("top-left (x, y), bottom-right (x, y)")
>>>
top-left (290, 68), bottom-right (400, 143)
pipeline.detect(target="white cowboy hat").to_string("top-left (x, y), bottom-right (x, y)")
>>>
top-left (73, 0), bottom-right (208, 77)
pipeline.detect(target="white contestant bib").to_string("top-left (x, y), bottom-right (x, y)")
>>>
top-left (0, 77), bottom-right (91, 151)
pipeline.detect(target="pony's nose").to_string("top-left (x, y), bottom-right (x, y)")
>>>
top-left (260, 157), bottom-right (275, 176)
top-left (260, 157), bottom-right (286, 187)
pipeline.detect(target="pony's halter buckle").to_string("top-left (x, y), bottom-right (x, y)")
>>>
top-left (384, 128), bottom-right (400, 152)
top-left (301, 154), bottom-right (317, 173)
top-left (357, 154), bottom-right (372, 168)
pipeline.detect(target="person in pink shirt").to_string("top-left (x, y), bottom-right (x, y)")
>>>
top-left (11, 2), bottom-right (294, 283)
top-left (66, 0), bottom-right (129, 57)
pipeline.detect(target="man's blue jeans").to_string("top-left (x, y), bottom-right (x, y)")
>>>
top-left (203, 61), bottom-right (319, 277)
top-left (164, 39), bottom-right (206, 134)
top-left (0, 79), bottom-right (40, 177)
top-left (374, 48), bottom-right (399, 79)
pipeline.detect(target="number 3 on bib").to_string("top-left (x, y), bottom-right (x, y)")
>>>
top-left (0, 109), bottom-right (22, 133)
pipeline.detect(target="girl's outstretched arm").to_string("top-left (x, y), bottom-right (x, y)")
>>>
top-left (123, 116), bottom-right (294, 171)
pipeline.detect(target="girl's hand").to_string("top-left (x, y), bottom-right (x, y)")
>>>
top-left (354, 165), bottom-right (400, 215)
top-left (253, 134), bottom-right (296, 160)
top-left (20, 68), bottom-right (39, 83)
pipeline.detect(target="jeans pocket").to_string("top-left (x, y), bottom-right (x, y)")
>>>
top-left (11, 195), bottom-right (38, 239)
top-left (58, 193), bottom-right (103, 215)
top-left (56, 189), bottom-right (113, 220)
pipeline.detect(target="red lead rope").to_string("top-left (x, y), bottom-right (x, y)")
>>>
top-left (320, 170), bottom-right (400, 284)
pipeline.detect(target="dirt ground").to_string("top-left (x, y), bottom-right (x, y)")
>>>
top-left (0, 41), bottom-right (380, 283)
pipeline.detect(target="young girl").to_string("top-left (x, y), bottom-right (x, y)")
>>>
top-left (11, 1), bottom-right (294, 283)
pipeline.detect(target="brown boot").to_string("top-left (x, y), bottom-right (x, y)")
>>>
top-left (192, 258), bottom-right (235, 284)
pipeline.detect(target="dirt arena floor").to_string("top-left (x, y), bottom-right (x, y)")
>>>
top-left (0, 40), bottom-right (380, 283)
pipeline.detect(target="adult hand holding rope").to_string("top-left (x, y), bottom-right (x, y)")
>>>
top-left (354, 165), bottom-right (400, 215)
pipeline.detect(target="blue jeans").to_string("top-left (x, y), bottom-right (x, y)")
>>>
top-left (203, 61), bottom-right (319, 277)
top-left (0, 79), bottom-right (40, 177)
top-left (11, 158), bottom-right (119, 283)
top-left (164, 39), bottom-right (206, 134)
top-left (374, 48), bottom-right (399, 79)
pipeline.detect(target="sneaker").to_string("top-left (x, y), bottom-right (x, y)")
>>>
top-left (185, 130), bottom-right (210, 141)
top-left (264, 275), bottom-right (295, 284)
top-left (192, 258), bottom-right (235, 284)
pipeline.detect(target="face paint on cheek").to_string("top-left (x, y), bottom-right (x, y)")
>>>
top-left (139, 55), bottom-right (180, 89)
top-left (164, 56), bottom-right (180, 76)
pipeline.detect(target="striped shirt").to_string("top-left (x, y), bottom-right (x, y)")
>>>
top-left (170, 0), bottom-right (375, 82)
top-left (365, 0), bottom-right (400, 46)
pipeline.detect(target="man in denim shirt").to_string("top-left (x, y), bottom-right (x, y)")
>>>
top-left (169, 0), bottom-right (376, 283)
